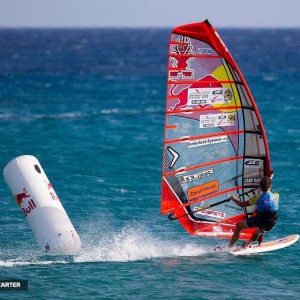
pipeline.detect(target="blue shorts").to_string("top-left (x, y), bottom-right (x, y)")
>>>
top-left (246, 211), bottom-right (278, 232)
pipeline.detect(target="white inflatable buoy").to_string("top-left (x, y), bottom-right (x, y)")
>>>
top-left (3, 155), bottom-right (81, 254)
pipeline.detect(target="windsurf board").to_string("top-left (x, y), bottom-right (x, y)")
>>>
top-left (231, 234), bottom-right (299, 256)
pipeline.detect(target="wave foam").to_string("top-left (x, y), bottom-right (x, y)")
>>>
top-left (74, 222), bottom-right (206, 263)
top-left (0, 221), bottom-right (208, 267)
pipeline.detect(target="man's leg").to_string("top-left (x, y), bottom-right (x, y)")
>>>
top-left (243, 228), bottom-right (264, 248)
top-left (229, 220), bottom-right (248, 247)
top-left (257, 233), bottom-right (264, 245)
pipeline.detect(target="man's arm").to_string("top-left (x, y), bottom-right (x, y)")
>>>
top-left (229, 195), bottom-right (250, 207)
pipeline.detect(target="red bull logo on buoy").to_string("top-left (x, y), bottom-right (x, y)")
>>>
top-left (14, 188), bottom-right (30, 207)
top-left (14, 187), bottom-right (37, 217)
top-left (22, 199), bottom-right (37, 217)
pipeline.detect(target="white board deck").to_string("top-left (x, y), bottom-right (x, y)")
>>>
top-left (231, 234), bottom-right (299, 256)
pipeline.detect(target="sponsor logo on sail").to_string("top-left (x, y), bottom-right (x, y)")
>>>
top-left (197, 48), bottom-right (213, 55)
top-left (187, 180), bottom-right (218, 201)
top-left (200, 112), bottom-right (236, 128)
top-left (180, 168), bottom-right (214, 183)
top-left (188, 87), bottom-right (232, 106)
top-left (194, 208), bottom-right (225, 219)
top-left (244, 159), bottom-right (261, 168)
top-left (244, 177), bottom-right (261, 184)
top-left (188, 136), bottom-right (228, 148)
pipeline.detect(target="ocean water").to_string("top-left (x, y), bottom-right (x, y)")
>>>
top-left (0, 28), bottom-right (299, 299)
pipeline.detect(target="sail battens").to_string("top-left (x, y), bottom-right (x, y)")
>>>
top-left (163, 155), bottom-right (244, 177)
top-left (165, 124), bottom-right (177, 129)
top-left (169, 53), bottom-right (221, 59)
top-left (168, 80), bottom-right (236, 85)
top-left (164, 129), bottom-right (244, 144)
top-left (166, 105), bottom-right (241, 114)
top-left (161, 20), bottom-right (271, 240)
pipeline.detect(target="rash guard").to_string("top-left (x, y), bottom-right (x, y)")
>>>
top-left (255, 191), bottom-right (279, 212)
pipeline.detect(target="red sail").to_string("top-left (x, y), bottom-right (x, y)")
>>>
top-left (161, 20), bottom-right (271, 240)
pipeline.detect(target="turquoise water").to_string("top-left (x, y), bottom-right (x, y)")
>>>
top-left (0, 28), bottom-right (299, 299)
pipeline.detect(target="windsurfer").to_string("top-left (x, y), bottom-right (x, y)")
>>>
top-left (228, 176), bottom-right (279, 248)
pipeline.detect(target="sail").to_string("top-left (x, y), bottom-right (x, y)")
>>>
top-left (161, 20), bottom-right (271, 240)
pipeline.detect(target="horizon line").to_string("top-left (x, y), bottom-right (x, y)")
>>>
top-left (0, 25), bottom-right (299, 30)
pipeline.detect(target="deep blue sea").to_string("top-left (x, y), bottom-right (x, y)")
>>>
top-left (0, 27), bottom-right (299, 299)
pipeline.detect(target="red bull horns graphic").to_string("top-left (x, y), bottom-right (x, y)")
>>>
top-left (3, 155), bottom-right (81, 254)
top-left (14, 188), bottom-right (37, 217)
top-left (168, 35), bottom-right (233, 112)
top-left (170, 75), bottom-right (233, 111)
top-left (14, 188), bottom-right (30, 206)
top-left (169, 35), bottom-right (195, 79)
